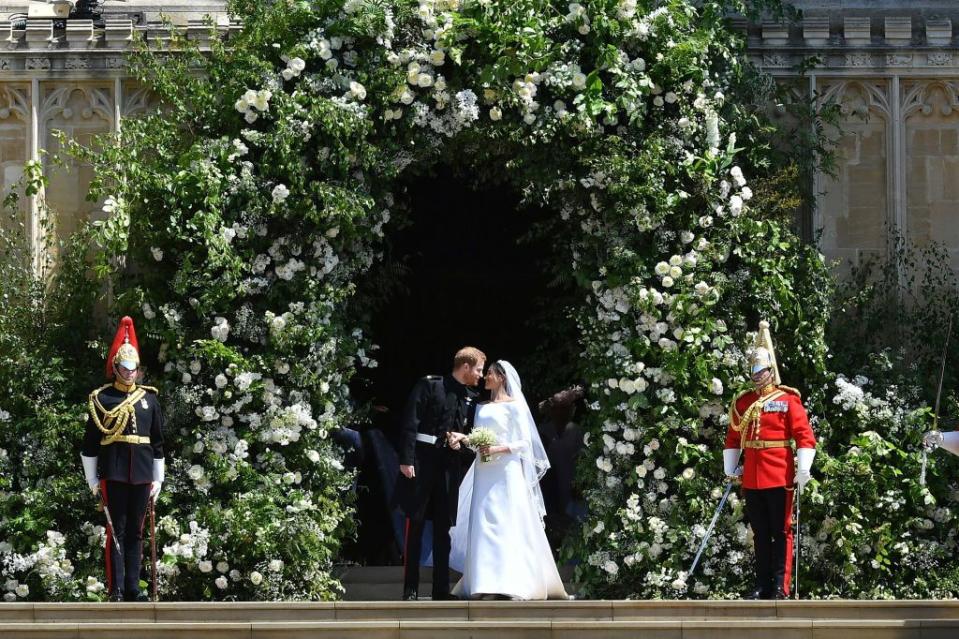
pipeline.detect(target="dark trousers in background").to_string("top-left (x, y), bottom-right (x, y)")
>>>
top-left (102, 480), bottom-right (150, 599)
top-left (403, 477), bottom-right (451, 599)
top-left (744, 486), bottom-right (793, 595)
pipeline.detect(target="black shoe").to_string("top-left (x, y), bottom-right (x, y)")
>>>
top-left (108, 592), bottom-right (123, 603)
top-left (774, 589), bottom-right (789, 600)
top-left (745, 589), bottom-right (766, 600)
top-left (402, 587), bottom-right (418, 601)
top-left (134, 591), bottom-right (151, 602)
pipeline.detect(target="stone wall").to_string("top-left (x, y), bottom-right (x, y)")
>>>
top-left (747, 1), bottom-right (959, 278)
top-left (0, 1), bottom-right (229, 269)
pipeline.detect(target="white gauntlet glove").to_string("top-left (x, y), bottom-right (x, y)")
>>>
top-left (723, 449), bottom-right (742, 478)
top-left (796, 447), bottom-right (816, 490)
top-left (926, 431), bottom-right (959, 457)
top-left (150, 458), bottom-right (165, 499)
top-left (81, 455), bottom-right (99, 496)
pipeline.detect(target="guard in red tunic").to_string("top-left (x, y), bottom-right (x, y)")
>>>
top-left (723, 321), bottom-right (816, 599)
top-left (80, 317), bottom-right (165, 602)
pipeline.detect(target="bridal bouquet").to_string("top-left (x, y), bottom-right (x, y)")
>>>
top-left (466, 428), bottom-right (498, 462)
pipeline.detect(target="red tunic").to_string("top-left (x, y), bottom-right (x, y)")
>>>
top-left (724, 387), bottom-right (816, 490)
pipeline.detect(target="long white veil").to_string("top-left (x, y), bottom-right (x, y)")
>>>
top-left (499, 360), bottom-right (551, 518)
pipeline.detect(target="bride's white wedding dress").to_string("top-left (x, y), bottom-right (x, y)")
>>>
top-left (449, 363), bottom-right (568, 600)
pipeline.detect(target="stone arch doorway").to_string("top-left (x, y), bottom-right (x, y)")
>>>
top-left (345, 164), bottom-right (582, 567)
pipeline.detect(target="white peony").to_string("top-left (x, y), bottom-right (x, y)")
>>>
top-left (250, 571), bottom-right (263, 585)
top-left (198, 560), bottom-right (213, 573)
top-left (489, 106), bottom-right (502, 121)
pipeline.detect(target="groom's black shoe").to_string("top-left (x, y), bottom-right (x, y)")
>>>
top-left (402, 587), bottom-right (418, 601)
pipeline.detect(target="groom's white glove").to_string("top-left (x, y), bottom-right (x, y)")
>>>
top-left (722, 448), bottom-right (742, 479)
top-left (795, 447), bottom-right (816, 490)
top-left (81, 454), bottom-right (99, 497)
top-left (150, 458), bottom-right (165, 499)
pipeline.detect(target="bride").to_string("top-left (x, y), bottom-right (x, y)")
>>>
top-left (448, 360), bottom-right (568, 600)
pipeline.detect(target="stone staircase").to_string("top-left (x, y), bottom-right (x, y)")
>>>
top-left (2, 599), bottom-right (959, 638)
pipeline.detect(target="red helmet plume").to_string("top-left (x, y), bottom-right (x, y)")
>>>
top-left (105, 316), bottom-right (140, 379)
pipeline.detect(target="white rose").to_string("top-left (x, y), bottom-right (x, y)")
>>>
top-left (661, 276), bottom-right (674, 288)
top-left (187, 465), bottom-right (204, 480)
top-left (429, 50), bottom-right (446, 66)
top-left (572, 72), bottom-right (587, 90)
top-left (250, 571), bottom-right (263, 585)
top-left (306, 449), bottom-right (321, 463)
top-left (272, 184), bottom-right (290, 203)
top-left (198, 560), bottom-right (213, 573)
top-left (288, 57), bottom-right (306, 73)
top-left (349, 81), bottom-right (367, 101)
top-left (215, 576), bottom-right (228, 590)
top-left (654, 261), bottom-right (670, 276)
top-left (215, 374), bottom-right (228, 389)
top-left (710, 378), bottom-right (724, 395)
top-left (682, 468), bottom-right (695, 480)
top-left (253, 89), bottom-right (272, 111)
top-left (15, 584), bottom-right (28, 597)
top-left (269, 559), bottom-right (284, 572)
top-left (489, 106), bottom-right (502, 121)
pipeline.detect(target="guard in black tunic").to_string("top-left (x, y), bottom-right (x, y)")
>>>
top-left (80, 316), bottom-right (165, 602)
top-left (396, 347), bottom-right (485, 600)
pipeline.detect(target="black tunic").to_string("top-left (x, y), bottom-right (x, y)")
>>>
top-left (81, 384), bottom-right (165, 485)
top-left (394, 374), bottom-right (477, 520)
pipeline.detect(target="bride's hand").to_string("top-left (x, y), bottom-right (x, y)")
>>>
top-left (479, 445), bottom-right (508, 456)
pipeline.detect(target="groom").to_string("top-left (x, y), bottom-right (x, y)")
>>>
top-left (396, 346), bottom-right (485, 600)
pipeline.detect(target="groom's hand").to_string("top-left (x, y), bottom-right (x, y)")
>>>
top-left (447, 432), bottom-right (466, 450)
top-left (400, 464), bottom-right (416, 479)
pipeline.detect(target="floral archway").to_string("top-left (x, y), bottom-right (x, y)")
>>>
top-left (1, 0), bottom-right (956, 602)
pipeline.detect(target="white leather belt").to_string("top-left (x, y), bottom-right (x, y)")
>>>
top-left (415, 433), bottom-right (438, 445)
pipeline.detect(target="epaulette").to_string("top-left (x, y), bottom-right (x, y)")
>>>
top-left (422, 375), bottom-right (443, 381)
top-left (140, 385), bottom-right (159, 394)
top-left (729, 387), bottom-right (752, 410)
top-left (89, 383), bottom-right (111, 401)
top-left (728, 388), bottom-right (752, 427)
top-left (777, 385), bottom-right (802, 399)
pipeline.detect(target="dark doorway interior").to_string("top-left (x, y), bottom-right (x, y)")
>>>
top-left (364, 166), bottom-right (569, 417)
top-left (345, 165), bottom-right (581, 566)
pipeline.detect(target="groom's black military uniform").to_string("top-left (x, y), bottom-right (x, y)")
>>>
top-left (396, 374), bottom-right (477, 600)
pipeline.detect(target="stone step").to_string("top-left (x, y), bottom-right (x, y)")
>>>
top-left (338, 565), bottom-right (577, 601)
top-left (0, 618), bottom-right (957, 639)
top-left (3, 600), bottom-right (959, 623)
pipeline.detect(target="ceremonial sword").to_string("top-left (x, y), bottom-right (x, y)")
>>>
top-left (794, 483), bottom-right (802, 599)
top-left (98, 495), bottom-right (123, 556)
top-left (687, 479), bottom-right (735, 578)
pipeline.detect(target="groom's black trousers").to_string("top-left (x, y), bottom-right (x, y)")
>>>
top-left (403, 469), bottom-right (452, 598)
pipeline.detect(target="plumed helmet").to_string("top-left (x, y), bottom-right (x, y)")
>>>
top-left (748, 321), bottom-right (781, 385)
top-left (105, 316), bottom-right (140, 379)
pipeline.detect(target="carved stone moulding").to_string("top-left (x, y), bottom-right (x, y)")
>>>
top-left (0, 54), bottom-right (128, 72)
top-left (0, 84), bottom-right (29, 121)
